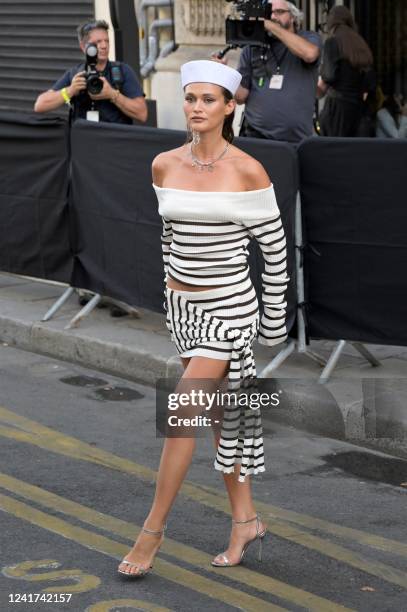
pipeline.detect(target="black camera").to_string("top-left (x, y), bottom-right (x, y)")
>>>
top-left (85, 43), bottom-right (103, 95)
top-left (225, 0), bottom-right (272, 47)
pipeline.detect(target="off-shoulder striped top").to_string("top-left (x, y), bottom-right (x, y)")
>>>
top-left (153, 184), bottom-right (289, 346)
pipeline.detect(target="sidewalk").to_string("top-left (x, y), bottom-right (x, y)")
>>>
top-left (1, 273), bottom-right (406, 457)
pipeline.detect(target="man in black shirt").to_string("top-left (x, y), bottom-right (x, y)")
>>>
top-left (35, 20), bottom-right (147, 124)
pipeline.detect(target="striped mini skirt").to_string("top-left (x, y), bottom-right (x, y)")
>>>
top-left (164, 274), bottom-right (265, 482)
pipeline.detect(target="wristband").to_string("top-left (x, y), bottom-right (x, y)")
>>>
top-left (61, 87), bottom-right (71, 105)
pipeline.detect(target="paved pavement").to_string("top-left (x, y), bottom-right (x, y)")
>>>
top-left (1, 347), bottom-right (406, 612)
top-left (0, 273), bottom-right (406, 457)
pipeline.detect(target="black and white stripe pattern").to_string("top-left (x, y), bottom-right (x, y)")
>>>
top-left (155, 184), bottom-right (289, 481)
top-left (157, 185), bottom-right (289, 346)
top-left (165, 278), bottom-right (263, 482)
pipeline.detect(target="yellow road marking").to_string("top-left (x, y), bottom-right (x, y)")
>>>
top-left (86, 600), bottom-right (172, 612)
top-left (3, 559), bottom-right (100, 593)
top-left (0, 404), bottom-right (405, 556)
top-left (0, 472), bottom-right (352, 612)
top-left (0, 493), bottom-right (284, 612)
top-left (0, 405), bottom-right (405, 557)
top-left (0, 405), bottom-right (406, 589)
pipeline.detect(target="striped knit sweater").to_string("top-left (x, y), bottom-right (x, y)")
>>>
top-left (153, 184), bottom-right (289, 346)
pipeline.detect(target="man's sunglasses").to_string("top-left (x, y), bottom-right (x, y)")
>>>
top-left (271, 9), bottom-right (291, 16)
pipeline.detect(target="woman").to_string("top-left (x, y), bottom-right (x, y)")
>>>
top-left (376, 93), bottom-right (407, 139)
top-left (317, 5), bottom-right (375, 137)
top-left (117, 60), bottom-right (289, 577)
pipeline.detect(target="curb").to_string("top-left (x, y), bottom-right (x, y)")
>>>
top-left (0, 314), bottom-right (345, 440)
top-left (1, 313), bottom-right (406, 455)
top-left (0, 316), bottom-right (183, 387)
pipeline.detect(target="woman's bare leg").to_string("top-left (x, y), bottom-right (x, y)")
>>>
top-left (211, 435), bottom-right (267, 565)
top-left (118, 355), bottom-right (229, 575)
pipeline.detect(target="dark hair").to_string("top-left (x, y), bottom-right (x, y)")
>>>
top-left (221, 87), bottom-right (235, 143)
top-left (327, 6), bottom-right (373, 69)
top-left (382, 94), bottom-right (402, 129)
top-left (185, 86), bottom-right (235, 144)
top-left (77, 19), bottom-right (109, 43)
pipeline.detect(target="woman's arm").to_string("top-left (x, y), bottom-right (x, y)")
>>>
top-left (247, 205), bottom-right (289, 347)
top-left (161, 218), bottom-right (173, 280)
top-left (152, 153), bottom-right (166, 187)
top-left (376, 109), bottom-right (400, 138)
top-left (240, 159), bottom-right (289, 346)
top-left (317, 76), bottom-right (329, 99)
top-left (401, 114), bottom-right (407, 139)
top-left (239, 157), bottom-right (271, 191)
top-left (152, 153), bottom-right (173, 280)
top-left (320, 37), bottom-right (339, 87)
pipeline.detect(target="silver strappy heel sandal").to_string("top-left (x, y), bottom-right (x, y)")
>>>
top-left (117, 524), bottom-right (166, 578)
top-left (211, 515), bottom-right (267, 567)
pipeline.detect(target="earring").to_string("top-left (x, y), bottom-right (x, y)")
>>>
top-left (192, 130), bottom-right (200, 145)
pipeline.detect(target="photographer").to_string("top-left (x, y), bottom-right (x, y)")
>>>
top-left (34, 20), bottom-right (147, 124)
top-left (234, 0), bottom-right (322, 143)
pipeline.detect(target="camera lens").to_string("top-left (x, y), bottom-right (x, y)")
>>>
top-left (86, 73), bottom-right (103, 95)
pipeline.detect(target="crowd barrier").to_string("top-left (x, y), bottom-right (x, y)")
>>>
top-left (1, 113), bottom-right (407, 361)
top-left (0, 112), bottom-right (72, 283)
top-left (299, 137), bottom-right (407, 347)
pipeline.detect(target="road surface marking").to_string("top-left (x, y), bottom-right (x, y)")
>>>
top-left (86, 600), bottom-right (172, 612)
top-left (0, 472), bottom-right (352, 612)
top-left (3, 559), bottom-right (100, 593)
top-left (0, 405), bottom-right (406, 590)
top-left (0, 492), bottom-right (286, 612)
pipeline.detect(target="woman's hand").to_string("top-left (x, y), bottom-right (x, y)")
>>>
top-left (316, 76), bottom-right (328, 99)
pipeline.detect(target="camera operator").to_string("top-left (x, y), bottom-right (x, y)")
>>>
top-left (34, 20), bottom-right (147, 124)
top-left (234, 1), bottom-right (322, 143)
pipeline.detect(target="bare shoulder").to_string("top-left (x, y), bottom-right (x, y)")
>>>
top-left (230, 146), bottom-right (271, 190)
top-left (152, 146), bottom-right (185, 186)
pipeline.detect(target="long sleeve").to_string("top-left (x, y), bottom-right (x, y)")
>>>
top-left (376, 109), bottom-right (407, 139)
top-left (161, 217), bottom-right (172, 280)
top-left (244, 211), bottom-right (289, 346)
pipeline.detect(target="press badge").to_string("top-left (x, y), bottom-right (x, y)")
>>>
top-left (86, 110), bottom-right (100, 122)
top-left (269, 74), bottom-right (284, 90)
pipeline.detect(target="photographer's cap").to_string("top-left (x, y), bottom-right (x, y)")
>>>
top-left (181, 60), bottom-right (242, 96)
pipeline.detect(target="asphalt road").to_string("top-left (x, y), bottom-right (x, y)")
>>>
top-left (0, 345), bottom-right (406, 612)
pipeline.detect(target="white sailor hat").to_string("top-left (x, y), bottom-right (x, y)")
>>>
top-left (181, 60), bottom-right (242, 96)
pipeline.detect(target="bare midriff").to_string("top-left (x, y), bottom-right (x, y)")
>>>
top-left (166, 277), bottom-right (218, 292)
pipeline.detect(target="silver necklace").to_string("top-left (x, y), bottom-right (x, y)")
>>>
top-left (190, 142), bottom-right (230, 172)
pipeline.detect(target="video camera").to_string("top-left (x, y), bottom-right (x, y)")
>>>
top-left (85, 43), bottom-right (104, 95)
top-left (220, 0), bottom-right (272, 57)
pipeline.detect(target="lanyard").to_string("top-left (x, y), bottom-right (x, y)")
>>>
top-left (269, 45), bottom-right (288, 74)
top-left (254, 45), bottom-right (287, 87)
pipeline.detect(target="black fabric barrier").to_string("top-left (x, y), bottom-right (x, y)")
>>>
top-left (70, 120), bottom-right (297, 326)
top-left (299, 137), bottom-right (407, 346)
top-left (0, 112), bottom-right (72, 283)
